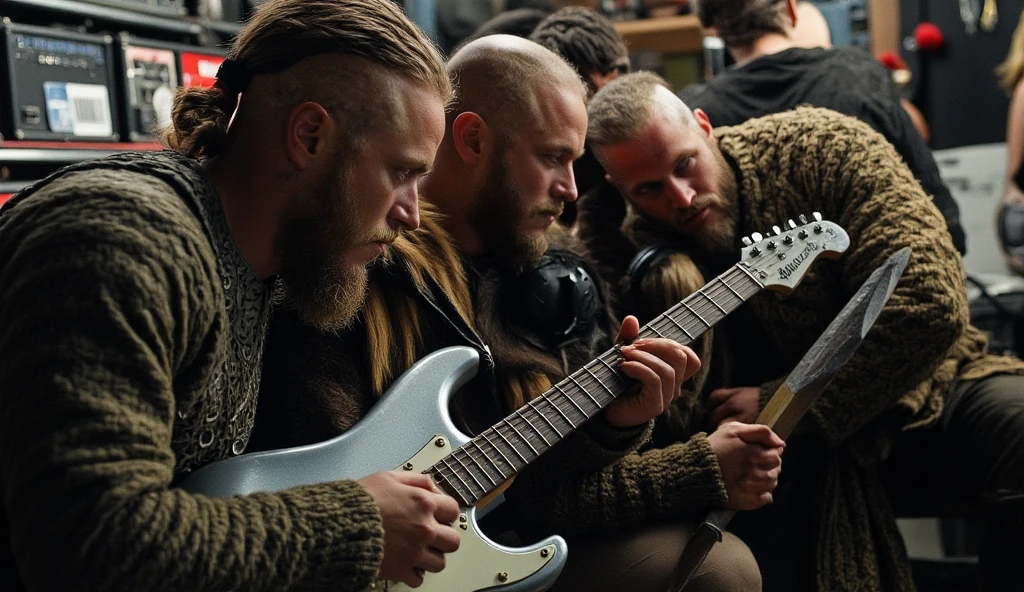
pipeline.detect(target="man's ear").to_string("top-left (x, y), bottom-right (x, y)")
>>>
top-left (693, 108), bottom-right (716, 145)
top-left (285, 102), bottom-right (334, 171)
top-left (451, 111), bottom-right (490, 166)
top-left (786, 0), bottom-right (799, 27)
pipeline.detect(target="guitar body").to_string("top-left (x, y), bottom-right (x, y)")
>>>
top-left (182, 346), bottom-right (566, 592)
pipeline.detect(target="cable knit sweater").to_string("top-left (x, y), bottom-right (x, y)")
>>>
top-left (0, 152), bottom-right (383, 591)
top-left (579, 107), bottom-right (1024, 591)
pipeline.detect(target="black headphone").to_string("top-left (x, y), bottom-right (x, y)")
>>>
top-left (626, 244), bottom-right (678, 320)
top-left (508, 250), bottom-right (605, 351)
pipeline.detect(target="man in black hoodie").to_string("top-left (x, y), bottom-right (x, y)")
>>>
top-left (681, 0), bottom-right (967, 254)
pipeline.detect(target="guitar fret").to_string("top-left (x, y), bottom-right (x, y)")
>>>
top-left (449, 452), bottom-right (487, 492)
top-left (502, 418), bottom-right (539, 457)
top-left (583, 366), bottom-right (613, 398)
top-left (567, 374), bottom-right (601, 408)
top-left (480, 431), bottom-right (516, 473)
top-left (736, 263), bottom-right (765, 288)
top-left (515, 408), bottom-right (551, 447)
top-left (493, 423), bottom-right (529, 465)
top-left (541, 396), bottom-right (577, 429)
top-left (699, 286), bottom-right (728, 314)
top-left (439, 457), bottom-right (477, 498)
top-left (663, 313), bottom-right (694, 339)
top-left (682, 300), bottom-right (710, 327)
top-left (554, 383), bottom-right (588, 416)
top-left (720, 274), bottom-right (743, 300)
top-left (598, 358), bottom-right (627, 385)
top-left (528, 398), bottom-right (565, 438)
top-left (648, 324), bottom-right (666, 338)
top-left (470, 438), bottom-right (508, 481)
top-left (458, 446), bottom-right (499, 487)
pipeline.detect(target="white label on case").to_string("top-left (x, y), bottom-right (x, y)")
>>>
top-left (65, 82), bottom-right (113, 137)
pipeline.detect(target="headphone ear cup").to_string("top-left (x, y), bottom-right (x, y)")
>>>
top-left (627, 245), bottom-right (677, 321)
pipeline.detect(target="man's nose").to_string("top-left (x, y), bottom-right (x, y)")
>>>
top-left (553, 165), bottom-right (579, 203)
top-left (668, 178), bottom-right (696, 209)
top-left (388, 186), bottom-right (420, 232)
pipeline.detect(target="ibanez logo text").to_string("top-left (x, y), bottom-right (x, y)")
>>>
top-left (779, 242), bottom-right (819, 280)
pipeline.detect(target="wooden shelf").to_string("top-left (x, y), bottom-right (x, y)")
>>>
top-left (615, 15), bottom-right (703, 55)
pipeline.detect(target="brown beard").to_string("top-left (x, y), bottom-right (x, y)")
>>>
top-left (277, 164), bottom-right (372, 332)
top-left (669, 144), bottom-right (740, 261)
top-left (469, 145), bottom-right (552, 274)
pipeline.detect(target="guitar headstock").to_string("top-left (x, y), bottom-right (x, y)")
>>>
top-left (740, 212), bottom-right (849, 295)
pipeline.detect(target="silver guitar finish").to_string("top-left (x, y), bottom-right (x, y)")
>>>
top-left (182, 346), bottom-right (567, 592)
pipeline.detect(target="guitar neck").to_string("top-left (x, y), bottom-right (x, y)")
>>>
top-left (427, 262), bottom-right (766, 506)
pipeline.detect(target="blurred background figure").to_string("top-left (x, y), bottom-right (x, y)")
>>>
top-left (996, 10), bottom-right (1024, 276)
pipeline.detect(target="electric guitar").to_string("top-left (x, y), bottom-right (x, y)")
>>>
top-left (182, 213), bottom-right (850, 592)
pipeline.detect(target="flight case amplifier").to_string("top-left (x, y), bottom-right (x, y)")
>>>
top-left (79, 0), bottom-right (188, 18)
top-left (1, 20), bottom-right (120, 142)
top-left (115, 34), bottom-right (179, 141)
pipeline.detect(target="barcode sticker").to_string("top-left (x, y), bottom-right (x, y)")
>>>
top-left (65, 83), bottom-right (113, 137)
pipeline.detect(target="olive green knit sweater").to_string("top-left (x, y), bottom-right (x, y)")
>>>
top-left (579, 107), bottom-right (1024, 591)
top-left (0, 153), bottom-right (383, 591)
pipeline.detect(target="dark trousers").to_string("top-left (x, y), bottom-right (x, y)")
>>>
top-left (883, 374), bottom-right (1024, 591)
top-left (732, 373), bottom-right (1024, 592)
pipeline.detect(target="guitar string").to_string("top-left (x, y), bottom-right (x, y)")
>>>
top-left (430, 265), bottom-right (768, 500)
top-left (431, 267), bottom-right (765, 498)
top-left (429, 266), bottom-right (766, 500)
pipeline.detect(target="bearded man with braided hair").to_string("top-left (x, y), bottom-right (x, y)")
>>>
top-left (0, 1), bottom-right (460, 590)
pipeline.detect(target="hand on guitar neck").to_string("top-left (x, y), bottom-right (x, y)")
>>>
top-left (605, 315), bottom-right (703, 429)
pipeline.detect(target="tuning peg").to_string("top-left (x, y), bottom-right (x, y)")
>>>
top-left (741, 236), bottom-right (752, 246)
top-left (799, 214), bottom-right (808, 224)
top-left (772, 225), bottom-right (782, 235)
top-left (751, 232), bottom-right (763, 242)
top-left (787, 219), bottom-right (797, 229)
top-left (812, 212), bottom-right (822, 222)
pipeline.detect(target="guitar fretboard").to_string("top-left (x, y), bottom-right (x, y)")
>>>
top-left (426, 262), bottom-right (765, 506)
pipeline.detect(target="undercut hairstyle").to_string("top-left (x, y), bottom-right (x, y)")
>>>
top-left (446, 37), bottom-right (587, 141)
top-left (163, 0), bottom-right (450, 158)
top-left (587, 71), bottom-right (681, 148)
top-left (694, 0), bottom-right (789, 48)
top-left (529, 7), bottom-right (628, 77)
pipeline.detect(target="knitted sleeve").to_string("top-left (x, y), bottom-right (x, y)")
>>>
top-left (0, 172), bottom-right (383, 591)
top-left (506, 433), bottom-right (727, 537)
top-left (734, 107), bottom-right (969, 448)
top-left (857, 96), bottom-right (967, 254)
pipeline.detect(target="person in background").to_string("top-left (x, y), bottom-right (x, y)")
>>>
top-left (465, 7), bottom-right (555, 41)
top-left (582, 71), bottom-right (1024, 592)
top-left (680, 0), bottom-right (967, 255)
top-left (0, 1), bottom-right (460, 590)
top-left (253, 35), bottom-right (773, 592)
top-left (996, 10), bottom-right (1024, 275)
top-left (438, 0), bottom-right (557, 53)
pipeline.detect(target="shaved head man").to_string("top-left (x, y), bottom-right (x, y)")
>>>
top-left (424, 34), bottom-right (587, 272)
